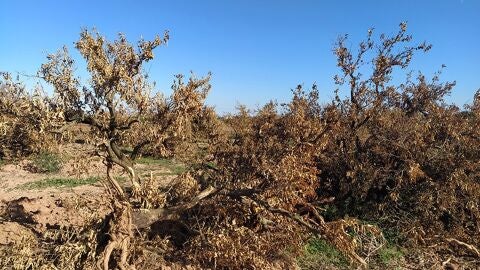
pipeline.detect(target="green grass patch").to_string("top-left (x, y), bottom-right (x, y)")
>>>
top-left (204, 161), bottom-right (219, 170)
top-left (298, 237), bottom-right (349, 269)
top-left (136, 157), bottom-right (187, 175)
top-left (167, 164), bottom-right (187, 175)
top-left (19, 176), bottom-right (100, 190)
top-left (382, 227), bottom-right (405, 246)
top-left (136, 157), bottom-right (172, 166)
top-left (378, 244), bottom-right (404, 266)
top-left (31, 152), bottom-right (62, 173)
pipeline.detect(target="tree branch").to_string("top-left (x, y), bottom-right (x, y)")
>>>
top-left (132, 186), bottom-right (217, 229)
top-left (130, 140), bottom-right (151, 160)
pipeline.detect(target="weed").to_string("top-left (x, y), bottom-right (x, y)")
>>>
top-left (204, 161), bottom-right (218, 170)
top-left (383, 228), bottom-right (403, 246)
top-left (378, 245), bottom-right (404, 266)
top-left (19, 176), bottom-right (100, 190)
top-left (31, 151), bottom-right (62, 173)
top-left (298, 237), bottom-right (350, 269)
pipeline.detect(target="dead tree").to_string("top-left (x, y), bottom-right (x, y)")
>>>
top-left (38, 29), bottom-right (215, 269)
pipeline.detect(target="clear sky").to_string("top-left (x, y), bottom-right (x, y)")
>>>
top-left (1, 0), bottom-right (479, 113)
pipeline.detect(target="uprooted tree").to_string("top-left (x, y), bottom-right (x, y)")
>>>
top-left (178, 22), bottom-right (479, 268)
top-left (32, 29), bottom-right (218, 269)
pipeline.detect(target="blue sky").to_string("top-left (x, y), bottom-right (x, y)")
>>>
top-left (1, 0), bottom-right (479, 113)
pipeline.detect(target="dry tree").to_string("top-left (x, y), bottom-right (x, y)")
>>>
top-left (319, 22), bottom-right (480, 260)
top-left (0, 73), bottom-right (62, 158)
top-left (123, 73), bottom-right (223, 162)
top-left (320, 22), bottom-right (455, 202)
top-left (34, 29), bottom-right (217, 269)
top-left (179, 23), bottom-right (480, 268)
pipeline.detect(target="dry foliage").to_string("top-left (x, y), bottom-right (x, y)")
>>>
top-left (0, 73), bottom-right (61, 158)
top-left (177, 23), bottom-right (479, 268)
top-left (1, 23), bottom-right (479, 269)
top-left (1, 28), bottom-right (218, 269)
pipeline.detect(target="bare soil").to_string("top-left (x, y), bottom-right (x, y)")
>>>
top-left (0, 144), bottom-right (177, 249)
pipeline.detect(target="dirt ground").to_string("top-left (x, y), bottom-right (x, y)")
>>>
top-left (0, 144), bottom-right (178, 248)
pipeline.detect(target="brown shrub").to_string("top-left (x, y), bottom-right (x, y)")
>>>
top-left (0, 73), bottom-right (61, 158)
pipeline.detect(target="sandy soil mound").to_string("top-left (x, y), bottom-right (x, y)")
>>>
top-left (1, 195), bottom-right (110, 231)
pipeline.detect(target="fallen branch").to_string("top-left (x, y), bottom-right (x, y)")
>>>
top-left (446, 238), bottom-right (480, 257)
top-left (132, 186), bottom-right (217, 229)
top-left (246, 195), bottom-right (367, 267)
